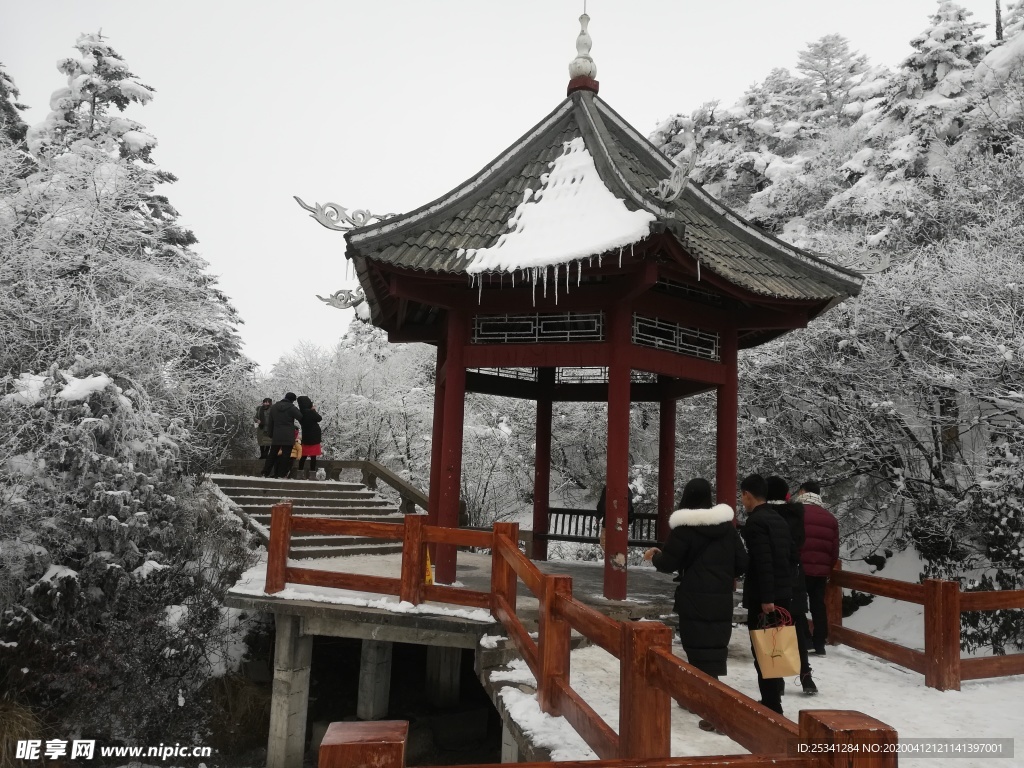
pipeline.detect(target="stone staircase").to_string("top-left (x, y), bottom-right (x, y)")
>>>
top-left (210, 474), bottom-right (405, 559)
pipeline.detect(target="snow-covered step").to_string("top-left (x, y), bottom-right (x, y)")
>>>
top-left (218, 485), bottom-right (376, 499)
top-left (212, 472), bottom-right (413, 561)
top-left (290, 543), bottom-right (404, 559)
top-left (243, 506), bottom-right (401, 520)
top-left (213, 478), bottom-right (364, 492)
top-left (230, 495), bottom-right (389, 507)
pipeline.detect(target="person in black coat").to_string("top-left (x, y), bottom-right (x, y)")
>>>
top-left (644, 479), bottom-right (747, 731)
top-left (295, 395), bottom-right (323, 477)
top-left (645, 478), bottom-right (747, 677)
top-left (261, 393), bottom-right (302, 479)
top-left (739, 473), bottom-right (795, 715)
top-left (766, 475), bottom-right (816, 695)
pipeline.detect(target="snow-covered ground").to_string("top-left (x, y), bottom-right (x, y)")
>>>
top-left (232, 547), bottom-right (1021, 767)
top-left (492, 630), bottom-right (1024, 767)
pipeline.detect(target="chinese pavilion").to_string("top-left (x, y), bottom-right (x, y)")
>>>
top-left (299, 15), bottom-right (862, 599)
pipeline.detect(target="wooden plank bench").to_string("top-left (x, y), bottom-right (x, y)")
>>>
top-left (538, 507), bottom-right (660, 548)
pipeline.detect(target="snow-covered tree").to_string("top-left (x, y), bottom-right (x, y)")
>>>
top-left (0, 33), bottom-right (255, 743)
top-left (0, 62), bottom-right (28, 143)
top-left (1004, 0), bottom-right (1024, 38)
top-left (873, 2), bottom-right (989, 177)
top-left (796, 34), bottom-right (870, 117)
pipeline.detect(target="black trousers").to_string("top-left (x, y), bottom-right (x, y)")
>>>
top-left (262, 444), bottom-right (292, 478)
top-left (792, 571), bottom-right (812, 677)
top-left (259, 445), bottom-right (271, 459)
top-left (805, 576), bottom-right (830, 651)
top-left (748, 598), bottom-right (792, 714)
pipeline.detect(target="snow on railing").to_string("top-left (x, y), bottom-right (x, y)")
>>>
top-left (266, 504), bottom-right (900, 764)
top-left (825, 562), bottom-right (1024, 691)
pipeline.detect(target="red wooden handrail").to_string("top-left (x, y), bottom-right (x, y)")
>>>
top-left (267, 505), bottom-right (901, 763)
top-left (647, 647), bottom-right (798, 755)
top-left (826, 565), bottom-right (1024, 691)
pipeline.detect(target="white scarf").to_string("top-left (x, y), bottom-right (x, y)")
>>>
top-left (795, 491), bottom-right (824, 507)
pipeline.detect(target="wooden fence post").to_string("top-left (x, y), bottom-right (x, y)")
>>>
top-left (924, 579), bottom-right (961, 691)
top-left (399, 514), bottom-right (425, 605)
top-left (490, 522), bottom-right (520, 616)
top-left (318, 721), bottom-right (408, 768)
top-left (538, 575), bottom-right (572, 716)
top-left (266, 502), bottom-right (292, 594)
top-left (619, 622), bottom-right (672, 760)
top-left (825, 561), bottom-right (843, 646)
top-left (797, 710), bottom-right (897, 767)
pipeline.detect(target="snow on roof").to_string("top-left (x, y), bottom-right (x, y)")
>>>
top-left (462, 136), bottom-right (655, 275)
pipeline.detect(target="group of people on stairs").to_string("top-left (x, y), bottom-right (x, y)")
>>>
top-left (643, 472), bottom-right (839, 731)
top-left (254, 392), bottom-right (324, 479)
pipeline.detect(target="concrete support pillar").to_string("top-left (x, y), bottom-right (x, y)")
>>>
top-left (357, 640), bottom-right (393, 720)
top-left (500, 721), bottom-right (521, 763)
top-left (267, 613), bottom-right (313, 768)
top-left (425, 645), bottom-right (462, 708)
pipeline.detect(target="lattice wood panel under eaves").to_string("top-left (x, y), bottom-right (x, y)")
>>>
top-left (472, 312), bottom-right (605, 344)
top-left (632, 314), bottom-right (720, 361)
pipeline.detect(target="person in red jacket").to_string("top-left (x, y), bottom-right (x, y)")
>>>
top-left (794, 480), bottom-right (840, 654)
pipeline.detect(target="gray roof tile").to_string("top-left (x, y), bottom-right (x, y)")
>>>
top-left (345, 91), bottom-right (862, 307)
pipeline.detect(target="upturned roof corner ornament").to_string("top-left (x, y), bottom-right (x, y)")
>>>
top-left (652, 152), bottom-right (697, 202)
top-left (845, 251), bottom-right (892, 275)
top-left (316, 286), bottom-right (366, 310)
top-left (294, 196), bottom-right (396, 232)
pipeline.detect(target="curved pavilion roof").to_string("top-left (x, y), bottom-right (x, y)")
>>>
top-left (342, 85), bottom-right (863, 333)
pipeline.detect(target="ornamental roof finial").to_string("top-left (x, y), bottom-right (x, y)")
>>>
top-left (568, 12), bottom-right (597, 80)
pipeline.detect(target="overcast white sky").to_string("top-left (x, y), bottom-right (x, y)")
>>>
top-left (1, 0), bottom-right (1004, 370)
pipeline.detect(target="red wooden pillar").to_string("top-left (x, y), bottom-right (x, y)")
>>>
top-left (533, 367), bottom-right (555, 561)
top-left (427, 339), bottom-right (447, 529)
top-left (657, 376), bottom-right (676, 543)
top-left (619, 622), bottom-right (672, 759)
top-left (605, 304), bottom-right (631, 600)
top-left (435, 311), bottom-right (468, 585)
top-left (797, 711), bottom-right (898, 768)
top-left (318, 721), bottom-right (408, 768)
top-left (924, 579), bottom-right (961, 691)
top-left (825, 561), bottom-right (843, 645)
top-left (715, 327), bottom-right (739, 508)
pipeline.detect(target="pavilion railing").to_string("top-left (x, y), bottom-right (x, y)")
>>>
top-left (266, 502), bottom-right (897, 765)
top-left (825, 562), bottom-right (1024, 691)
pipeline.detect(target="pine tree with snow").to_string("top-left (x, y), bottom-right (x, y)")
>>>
top-left (796, 34), bottom-right (870, 117)
top-left (1005, 0), bottom-right (1024, 38)
top-left (876, 1), bottom-right (989, 177)
top-left (0, 62), bottom-right (28, 143)
top-left (0, 33), bottom-right (254, 744)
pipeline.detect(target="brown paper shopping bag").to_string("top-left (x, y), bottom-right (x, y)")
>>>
top-left (749, 610), bottom-right (801, 679)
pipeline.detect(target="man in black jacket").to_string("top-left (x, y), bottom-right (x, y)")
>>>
top-left (739, 473), bottom-right (794, 715)
top-left (766, 475), bottom-right (817, 695)
top-left (261, 393), bottom-right (302, 479)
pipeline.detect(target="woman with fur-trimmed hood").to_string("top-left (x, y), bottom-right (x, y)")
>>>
top-left (644, 478), bottom-right (748, 679)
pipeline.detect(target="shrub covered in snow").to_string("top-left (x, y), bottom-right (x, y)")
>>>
top-left (0, 34), bottom-right (256, 743)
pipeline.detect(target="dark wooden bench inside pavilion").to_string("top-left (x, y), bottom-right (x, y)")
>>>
top-left (298, 26), bottom-right (863, 601)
